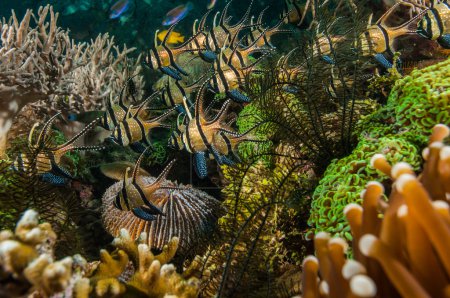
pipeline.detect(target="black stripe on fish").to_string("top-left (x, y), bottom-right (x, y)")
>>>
top-left (431, 7), bottom-right (444, 36)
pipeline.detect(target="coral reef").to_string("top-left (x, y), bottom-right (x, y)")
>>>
top-left (0, 209), bottom-right (80, 297)
top-left (88, 229), bottom-right (199, 298)
top-left (0, 210), bottom-right (199, 297)
top-left (301, 123), bottom-right (450, 297)
top-left (0, 5), bottom-right (143, 156)
top-left (191, 142), bottom-right (315, 296)
top-left (309, 57), bottom-right (450, 239)
top-left (102, 176), bottom-right (225, 255)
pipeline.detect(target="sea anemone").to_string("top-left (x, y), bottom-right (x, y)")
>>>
top-left (301, 124), bottom-right (450, 297)
top-left (102, 177), bottom-right (225, 254)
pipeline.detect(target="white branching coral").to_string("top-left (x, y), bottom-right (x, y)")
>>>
top-left (0, 5), bottom-right (144, 156)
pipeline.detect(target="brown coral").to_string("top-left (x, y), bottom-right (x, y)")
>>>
top-left (87, 229), bottom-right (199, 298)
top-left (102, 177), bottom-right (225, 255)
top-left (301, 124), bottom-right (450, 298)
top-left (0, 5), bottom-right (143, 156)
top-left (0, 209), bottom-right (79, 297)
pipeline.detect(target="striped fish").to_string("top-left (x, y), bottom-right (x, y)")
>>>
top-left (417, 0), bottom-right (450, 48)
top-left (99, 77), bottom-right (143, 131)
top-left (169, 82), bottom-right (264, 178)
top-left (145, 20), bottom-right (208, 80)
top-left (245, 8), bottom-right (294, 49)
top-left (114, 149), bottom-right (178, 221)
top-left (161, 71), bottom-right (210, 107)
top-left (112, 93), bottom-right (177, 147)
top-left (360, 3), bottom-right (428, 68)
top-left (204, 0), bottom-right (255, 55)
top-left (277, 48), bottom-right (305, 83)
top-left (13, 113), bottom-right (104, 184)
top-left (168, 82), bottom-right (233, 178)
top-left (186, 9), bottom-right (218, 62)
top-left (210, 50), bottom-right (271, 103)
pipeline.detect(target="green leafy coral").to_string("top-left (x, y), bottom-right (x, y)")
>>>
top-left (308, 57), bottom-right (450, 240)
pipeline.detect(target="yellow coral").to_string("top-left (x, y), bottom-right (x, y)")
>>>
top-left (87, 229), bottom-right (199, 298)
top-left (0, 210), bottom-right (77, 297)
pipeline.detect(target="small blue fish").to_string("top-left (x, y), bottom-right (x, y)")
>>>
top-left (109, 0), bottom-right (130, 19)
top-left (162, 2), bottom-right (193, 26)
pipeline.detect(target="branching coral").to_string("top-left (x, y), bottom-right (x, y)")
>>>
top-left (301, 124), bottom-right (450, 298)
top-left (0, 209), bottom-right (78, 297)
top-left (0, 210), bottom-right (199, 298)
top-left (87, 229), bottom-right (199, 298)
top-left (309, 57), bottom-right (450, 239)
top-left (0, 5), bottom-right (143, 156)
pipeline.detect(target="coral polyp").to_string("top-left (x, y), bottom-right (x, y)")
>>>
top-left (1, 0), bottom-right (449, 296)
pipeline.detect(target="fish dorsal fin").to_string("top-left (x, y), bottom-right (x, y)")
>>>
top-left (162, 21), bottom-right (180, 47)
top-left (229, 0), bottom-right (254, 30)
top-left (213, 11), bottom-right (220, 28)
top-left (134, 91), bottom-right (160, 118)
top-left (124, 166), bottom-right (131, 186)
top-left (258, 6), bottom-right (269, 25)
top-left (132, 147), bottom-right (150, 183)
top-left (283, 47), bottom-right (298, 67)
top-left (219, 1), bottom-right (233, 27)
top-left (207, 99), bottom-right (231, 125)
top-left (35, 112), bottom-right (62, 148)
top-left (118, 75), bottom-right (138, 111)
top-left (195, 80), bottom-right (210, 122)
top-left (198, 8), bottom-right (213, 32)
top-left (389, 8), bottom-right (429, 37)
top-left (154, 159), bottom-right (176, 184)
top-left (28, 123), bottom-right (40, 148)
top-left (192, 19), bottom-right (198, 34)
top-left (124, 104), bottom-right (133, 119)
top-left (376, 2), bottom-right (401, 27)
top-left (154, 29), bottom-right (160, 46)
top-left (176, 112), bottom-right (186, 131)
top-left (367, 13), bottom-right (373, 28)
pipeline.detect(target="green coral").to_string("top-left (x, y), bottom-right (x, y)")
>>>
top-left (308, 57), bottom-right (450, 240)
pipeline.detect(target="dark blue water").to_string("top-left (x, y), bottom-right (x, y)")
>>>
top-left (0, 0), bottom-right (282, 53)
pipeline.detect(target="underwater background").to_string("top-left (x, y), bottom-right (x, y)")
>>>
top-left (0, 0), bottom-right (449, 297)
top-left (0, 0), bottom-right (282, 53)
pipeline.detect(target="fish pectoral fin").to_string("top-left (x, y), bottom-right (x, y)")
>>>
top-left (373, 53), bottom-right (392, 69)
top-left (132, 207), bottom-right (158, 221)
top-left (437, 35), bottom-right (450, 49)
top-left (199, 51), bottom-right (217, 62)
top-left (194, 151), bottom-right (208, 179)
top-left (41, 173), bottom-right (69, 185)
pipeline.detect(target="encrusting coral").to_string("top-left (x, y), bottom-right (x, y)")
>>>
top-left (0, 5), bottom-right (143, 156)
top-left (0, 210), bottom-right (199, 297)
top-left (301, 124), bottom-right (450, 298)
top-left (308, 57), bottom-right (450, 239)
